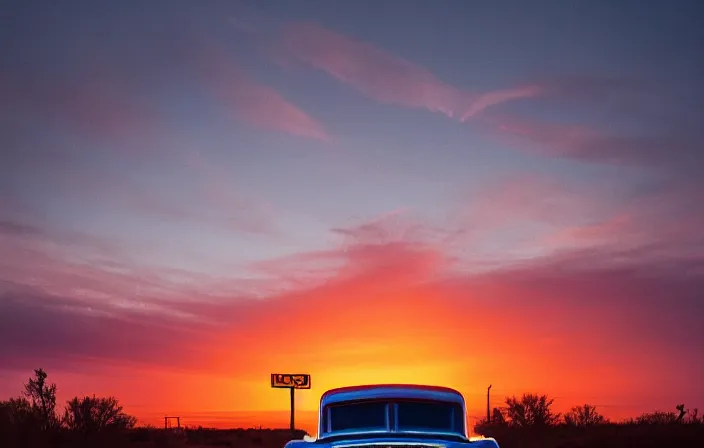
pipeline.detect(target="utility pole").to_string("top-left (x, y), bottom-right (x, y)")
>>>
top-left (486, 385), bottom-right (492, 423)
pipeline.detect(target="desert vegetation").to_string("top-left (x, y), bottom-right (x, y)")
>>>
top-left (1, 369), bottom-right (703, 447)
top-left (473, 392), bottom-right (704, 447)
top-left (0, 368), bottom-right (140, 447)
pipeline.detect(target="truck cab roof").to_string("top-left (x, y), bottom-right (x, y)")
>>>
top-left (320, 384), bottom-right (466, 407)
top-left (317, 384), bottom-right (468, 442)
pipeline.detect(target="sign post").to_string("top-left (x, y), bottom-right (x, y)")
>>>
top-left (271, 373), bottom-right (311, 431)
top-left (290, 386), bottom-right (295, 430)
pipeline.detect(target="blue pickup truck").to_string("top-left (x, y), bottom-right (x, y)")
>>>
top-left (284, 384), bottom-right (499, 448)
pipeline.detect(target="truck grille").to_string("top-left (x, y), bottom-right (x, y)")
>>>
top-left (336, 444), bottom-right (446, 448)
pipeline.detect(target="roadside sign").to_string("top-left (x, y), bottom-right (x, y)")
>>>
top-left (271, 373), bottom-right (312, 430)
top-left (271, 373), bottom-right (311, 389)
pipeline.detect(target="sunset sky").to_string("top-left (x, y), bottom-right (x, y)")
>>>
top-left (1, 0), bottom-right (703, 433)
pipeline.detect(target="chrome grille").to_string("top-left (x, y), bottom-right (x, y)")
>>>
top-left (336, 444), bottom-right (447, 448)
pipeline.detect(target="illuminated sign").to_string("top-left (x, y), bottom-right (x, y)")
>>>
top-left (271, 373), bottom-right (311, 389)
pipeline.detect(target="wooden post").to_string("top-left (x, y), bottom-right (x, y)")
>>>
top-left (164, 416), bottom-right (181, 430)
top-left (290, 387), bottom-right (295, 430)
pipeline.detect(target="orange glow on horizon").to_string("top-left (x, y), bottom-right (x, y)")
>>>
top-left (18, 265), bottom-right (697, 433)
top-left (2, 203), bottom-right (701, 432)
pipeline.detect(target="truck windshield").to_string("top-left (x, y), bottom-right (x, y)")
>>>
top-left (329, 401), bottom-right (388, 432)
top-left (396, 401), bottom-right (464, 432)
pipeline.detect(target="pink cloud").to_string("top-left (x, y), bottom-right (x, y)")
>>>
top-left (248, 210), bottom-right (447, 288)
top-left (0, 235), bottom-right (156, 303)
top-left (527, 75), bottom-right (650, 103)
top-left (444, 172), bottom-right (704, 276)
top-left (486, 114), bottom-right (602, 158)
top-left (246, 249), bottom-right (342, 287)
top-left (2, 40), bottom-right (329, 146)
top-left (10, 143), bottom-right (278, 236)
top-left (548, 213), bottom-right (635, 245)
top-left (210, 71), bottom-right (330, 141)
top-left (438, 171), bottom-right (699, 274)
top-left (179, 150), bottom-right (278, 235)
top-left (330, 207), bottom-right (414, 242)
top-left (459, 85), bottom-right (544, 121)
top-left (277, 22), bottom-right (541, 119)
top-left (194, 42), bottom-right (330, 141)
top-left (444, 173), bottom-right (622, 252)
top-left (468, 174), bottom-right (596, 225)
top-left (2, 72), bottom-right (164, 148)
top-left (542, 181), bottom-right (704, 255)
top-left (480, 111), bottom-right (703, 172)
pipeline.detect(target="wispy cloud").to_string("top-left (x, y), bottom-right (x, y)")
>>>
top-left (543, 180), bottom-right (704, 256)
top-left (439, 173), bottom-right (624, 256)
top-left (467, 70), bottom-right (704, 180)
top-left (0, 220), bottom-right (42, 237)
top-left (3, 135), bottom-right (278, 237)
top-left (531, 75), bottom-right (651, 103)
top-left (0, 282), bottom-right (212, 371)
top-left (478, 111), bottom-right (704, 178)
top-left (1, 71), bottom-right (164, 148)
top-left (464, 174), bottom-right (606, 226)
top-left (1, 32), bottom-right (329, 148)
top-left (208, 69), bottom-right (330, 141)
top-left (179, 150), bottom-right (279, 235)
top-left (193, 41), bottom-right (330, 141)
top-left (276, 22), bottom-right (541, 120)
top-left (458, 86), bottom-right (545, 121)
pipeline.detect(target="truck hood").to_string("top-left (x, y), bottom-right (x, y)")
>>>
top-left (284, 436), bottom-right (499, 448)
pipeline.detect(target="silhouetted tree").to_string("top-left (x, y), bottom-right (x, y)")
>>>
top-left (563, 404), bottom-right (607, 426)
top-left (0, 397), bottom-right (35, 428)
top-left (635, 410), bottom-right (678, 424)
top-left (0, 396), bottom-right (49, 448)
top-left (491, 407), bottom-right (506, 425)
top-left (63, 395), bottom-right (136, 433)
top-left (22, 368), bottom-right (58, 429)
top-left (473, 407), bottom-right (507, 436)
top-left (676, 404), bottom-right (686, 422)
top-left (504, 393), bottom-right (560, 428)
top-left (687, 408), bottom-right (701, 424)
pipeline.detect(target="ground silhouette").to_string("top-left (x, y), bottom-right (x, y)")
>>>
top-left (1, 369), bottom-right (703, 447)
